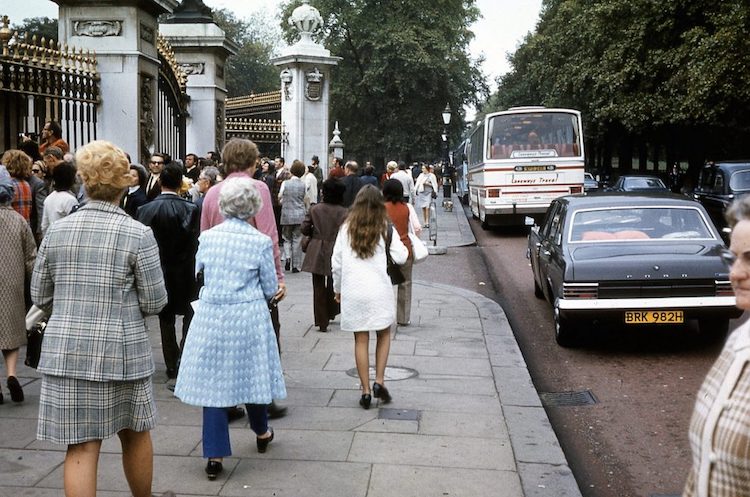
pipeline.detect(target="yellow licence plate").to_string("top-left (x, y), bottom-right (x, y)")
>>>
top-left (625, 310), bottom-right (684, 324)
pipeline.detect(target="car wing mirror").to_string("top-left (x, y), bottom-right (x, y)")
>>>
top-left (524, 216), bottom-right (536, 227)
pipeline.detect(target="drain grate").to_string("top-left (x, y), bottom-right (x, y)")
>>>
top-left (379, 408), bottom-right (420, 421)
top-left (539, 390), bottom-right (598, 407)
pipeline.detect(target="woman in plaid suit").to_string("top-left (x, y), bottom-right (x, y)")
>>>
top-left (31, 141), bottom-right (171, 497)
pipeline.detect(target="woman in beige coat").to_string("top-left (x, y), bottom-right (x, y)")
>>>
top-left (0, 165), bottom-right (36, 404)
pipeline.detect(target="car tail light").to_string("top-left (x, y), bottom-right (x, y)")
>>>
top-left (570, 186), bottom-right (583, 194)
top-left (715, 280), bottom-right (735, 297)
top-left (563, 282), bottom-right (598, 299)
top-left (488, 189), bottom-right (500, 198)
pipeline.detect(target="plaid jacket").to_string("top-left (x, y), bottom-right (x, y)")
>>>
top-left (684, 319), bottom-right (750, 497)
top-left (31, 200), bottom-right (167, 381)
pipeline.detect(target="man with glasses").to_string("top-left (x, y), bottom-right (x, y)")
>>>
top-left (146, 153), bottom-right (168, 201)
top-left (38, 121), bottom-right (69, 155)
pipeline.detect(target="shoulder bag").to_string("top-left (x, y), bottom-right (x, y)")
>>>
top-left (408, 221), bottom-right (429, 263)
top-left (385, 224), bottom-right (406, 285)
top-left (25, 305), bottom-right (48, 369)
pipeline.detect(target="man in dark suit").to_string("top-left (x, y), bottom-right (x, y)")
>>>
top-left (183, 153), bottom-right (201, 183)
top-left (137, 163), bottom-right (200, 379)
top-left (145, 153), bottom-right (167, 201)
top-left (341, 160), bottom-right (364, 207)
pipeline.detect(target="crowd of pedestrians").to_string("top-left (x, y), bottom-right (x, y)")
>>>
top-left (0, 130), bottom-right (444, 495)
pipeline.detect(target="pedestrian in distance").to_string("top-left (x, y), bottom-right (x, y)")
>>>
top-left (174, 177), bottom-right (285, 481)
top-left (341, 160), bottom-right (364, 208)
top-left (361, 164), bottom-right (379, 187)
top-left (332, 185), bottom-right (408, 409)
top-left (40, 161), bottom-right (78, 237)
top-left (0, 165), bottom-right (36, 405)
top-left (684, 194), bottom-right (750, 497)
top-left (121, 163), bottom-right (148, 218)
top-left (414, 163), bottom-right (439, 227)
top-left (383, 179), bottom-right (423, 326)
top-left (390, 161), bottom-right (415, 204)
top-left (301, 178), bottom-right (348, 332)
top-left (30, 140), bottom-right (173, 497)
top-left (279, 160), bottom-right (307, 273)
top-left (136, 162), bottom-right (200, 380)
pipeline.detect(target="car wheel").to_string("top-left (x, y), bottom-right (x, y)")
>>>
top-left (554, 303), bottom-right (578, 347)
top-left (698, 317), bottom-right (729, 337)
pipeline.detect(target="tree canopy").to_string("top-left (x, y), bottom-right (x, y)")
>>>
top-left (10, 17), bottom-right (57, 44)
top-left (481, 0), bottom-right (750, 173)
top-left (212, 8), bottom-right (281, 97)
top-left (280, 0), bottom-right (487, 165)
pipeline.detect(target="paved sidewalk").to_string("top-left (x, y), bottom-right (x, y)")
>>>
top-left (0, 192), bottom-right (581, 497)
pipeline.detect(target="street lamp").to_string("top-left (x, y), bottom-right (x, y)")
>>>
top-left (441, 103), bottom-right (452, 200)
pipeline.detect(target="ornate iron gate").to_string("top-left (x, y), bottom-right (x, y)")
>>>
top-left (0, 15), bottom-right (98, 154)
top-left (154, 35), bottom-right (187, 162)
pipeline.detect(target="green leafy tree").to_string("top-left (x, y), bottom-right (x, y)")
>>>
top-left (280, 0), bottom-right (487, 164)
top-left (213, 8), bottom-right (281, 97)
top-left (10, 17), bottom-right (57, 44)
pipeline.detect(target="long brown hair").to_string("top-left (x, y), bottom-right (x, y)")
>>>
top-left (347, 185), bottom-right (388, 258)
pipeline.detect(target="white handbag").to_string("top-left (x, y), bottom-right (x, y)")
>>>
top-left (408, 223), bottom-right (429, 263)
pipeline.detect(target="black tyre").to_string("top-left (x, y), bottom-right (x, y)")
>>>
top-left (554, 304), bottom-right (578, 347)
top-left (533, 276), bottom-right (545, 299)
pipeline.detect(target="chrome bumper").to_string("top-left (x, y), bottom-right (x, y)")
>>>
top-left (558, 296), bottom-right (737, 311)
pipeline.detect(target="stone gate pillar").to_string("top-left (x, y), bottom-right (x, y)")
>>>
top-left (54, 0), bottom-right (178, 161)
top-left (160, 0), bottom-right (237, 158)
top-left (271, 1), bottom-right (341, 175)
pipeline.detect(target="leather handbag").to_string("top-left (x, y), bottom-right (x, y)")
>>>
top-left (25, 305), bottom-right (48, 369)
top-left (385, 224), bottom-right (406, 285)
top-left (301, 235), bottom-right (311, 252)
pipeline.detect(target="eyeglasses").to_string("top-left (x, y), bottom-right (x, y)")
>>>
top-left (32, 168), bottom-right (41, 173)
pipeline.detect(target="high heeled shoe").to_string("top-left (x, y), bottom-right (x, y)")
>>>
top-left (7, 376), bottom-right (23, 403)
top-left (359, 393), bottom-right (372, 409)
top-left (372, 382), bottom-right (392, 404)
top-left (257, 428), bottom-right (274, 453)
top-left (205, 459), bottom-right (223, 480)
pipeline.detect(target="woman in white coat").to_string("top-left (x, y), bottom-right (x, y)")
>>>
top-left (332, 185), bottom-right (408, 409)
top-left (414, 164), bottom-right (439, 226)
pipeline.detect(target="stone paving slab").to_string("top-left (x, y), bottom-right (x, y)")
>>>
top-left (0, 193), bottom-right (582, 497)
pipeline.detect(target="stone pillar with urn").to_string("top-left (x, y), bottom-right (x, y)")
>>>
top-left (271, 0), bottom-right (341, 177)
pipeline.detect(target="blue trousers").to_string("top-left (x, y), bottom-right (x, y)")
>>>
top-left (202, 404), bottom-right (269, 458)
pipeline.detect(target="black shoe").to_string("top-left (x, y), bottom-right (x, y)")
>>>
top-left (285, 260), bottom-right (291, 271)
top-left (268, 401), bottom-right (287, 419)
top-left (205, 460), bottom-right (223, 480)
top-left (359, 393), bottom-right (372, 409)
top-left (227, 406), bottom-right (245, 422)
top-left (0, 389), bottom-right (3, 404)
top-left (7, 376), bottom-right (23, 403)
top-left (256, 428), bottom-right (274, 453)
top-left (372, 382), bottom-right (391, 404)
top-left (292, 268), bottom-right (300, 273)
top-left (166, 368), bottom-right (178, 379)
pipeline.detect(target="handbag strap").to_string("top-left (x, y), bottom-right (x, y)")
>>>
top-left (385, 223), bottom-right (395, 265)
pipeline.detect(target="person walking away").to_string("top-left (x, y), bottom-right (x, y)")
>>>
top-left (390, 161), bottom-right (415, 203)
top-left (414, 164), bottom-right (438, 227)
top-left (40, 162), bottom-right (78, 236)
top-left (301, 178), bottom-right (348, 332)
top-left (137, 163), bottom-right (200, 380)
top-left (200, 138), bottom-right (287, 420)
top-left (303, 164), bottom-right (319, 210)
top-left (331, 185), bottom-right (407, 409)
top-left (381, 161), bottom-right (397, 185)
top-left (310, 155), bottom-right (324, 197)
top-left (383, 179), bottom-right (422, 326)
top-left (341, 160), bottom-right (364, 208)
top-left (0, 165), bottom-right (36, 404)
top-left (174, 178), bottom-right (285, 480)
top-left (361, 164), bottom-right (379, 187)
top-left (30, 140), bottom-right (172, 497)
top-left (279, 160), bottom-right (307, 273)
top-left (271, 156), bottom-right (290, 255)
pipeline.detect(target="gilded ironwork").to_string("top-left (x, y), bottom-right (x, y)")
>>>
top-left (225, 117), bottom-right (281, 144)
top-left (0, 15), bottom-right (99, 152)
top-left (153, 34), bottom-right (187, 162)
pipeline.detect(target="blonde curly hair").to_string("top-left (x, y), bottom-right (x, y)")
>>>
top-left (2, 149), bottom-right (32, 179)
top-left (75, 140), bottom-right (130, 201)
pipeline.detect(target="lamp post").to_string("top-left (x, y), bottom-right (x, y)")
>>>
top-left (441, 103), bottom-right (452, 201)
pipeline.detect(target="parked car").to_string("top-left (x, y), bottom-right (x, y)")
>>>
top-left (527, 192), bottom-right (741, 346)
top-left (583, 172), bottom-right (600, 193)
top-left (608, 175), bottom-right (669, 192)
top-left (692, 160), bottom-right (750, 239)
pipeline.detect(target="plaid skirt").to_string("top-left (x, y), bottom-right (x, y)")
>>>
top-left (37, 374), bottom-right (157, 445)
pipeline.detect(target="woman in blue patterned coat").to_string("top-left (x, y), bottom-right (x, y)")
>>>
top-left (174, 177), bottom-right (286, 480)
